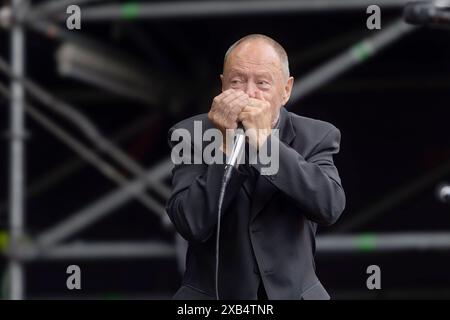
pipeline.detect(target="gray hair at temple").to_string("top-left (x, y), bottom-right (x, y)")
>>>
top-left (223, 34), bottom-right (290, 80)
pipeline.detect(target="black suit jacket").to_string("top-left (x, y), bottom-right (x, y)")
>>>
top-left (166, 107), bottom-right (346, 300)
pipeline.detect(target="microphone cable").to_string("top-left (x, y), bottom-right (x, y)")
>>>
top-left (215, 125), bottom-right (245, 300)
top-left (215, 164), bottom-right (234, 300)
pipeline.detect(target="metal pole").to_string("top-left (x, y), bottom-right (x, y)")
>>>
top-left (53, 0), bottom-right (411, 22)
top-left (0, 114), bottom-right (156, 218)
top-left (28, 0), bottom-right (107, 20)
top-left (0, 83), bottom-right (167, 219)
top-left (8, 0), bottom-right (26, 300)
top-left (15, 242), bottom-right (177, 261)
top-left (316, 233), bottom-right (450, 253)
top-left (0, 56), bottom-right (171, 200)
top-left (35, 159), bottom-right (173, 247)
top-left (334, 158), bottom-right (450, 233)
top-left (289, 18), bottom-right (416, 103)
top-left (8, 232), bottom-right (450, 262)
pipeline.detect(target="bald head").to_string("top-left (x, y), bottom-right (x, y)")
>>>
top-left (223, 34), bottom-right (290, 80)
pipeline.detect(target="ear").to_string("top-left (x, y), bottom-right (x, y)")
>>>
top-left (220, 74), bottom-right (225, 92)
top-left (282, 76), bottom-right (294, 106)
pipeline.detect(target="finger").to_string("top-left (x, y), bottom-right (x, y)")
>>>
top-left (222, 88), bottom-right (237, 96)
top-left (230, 95), bottom-right (249, 113)
top-left (241, 119), bottom-right (250, 130)
top-left (223, 103), bottom-right (235, 124)
top-left (224, 120), bottom-right (237, 130)
top-left (227, 100), bottom-right (249, 126)
top-left (217, 89), bottom-right (238, 103)
top-left (222, 90), bottom-right (247, 105)
top-left (238, 111), bottom-right (252, 122)
top-left (241, 105), bottom-right (258, 113)
top-left (217, 92), bottom-right (238, 122)
top-left (224, 95), bottom-right (247, 125)
top-left (248, 97), bottom-right (262, 108)
top-left (226, 94), bottom-right (245, 113)
top-left (224, 99), bottom-right (247, 125)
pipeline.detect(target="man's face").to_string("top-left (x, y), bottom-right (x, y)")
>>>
top-left (221, 40), bottom-right (294, 123)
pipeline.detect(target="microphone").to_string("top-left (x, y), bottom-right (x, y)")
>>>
top-left (404, 1), bottom-right (450, 26)
top-left (226, 123), bottom-right (246, 168)
top-left (437, 184), bottom-right (450, 203)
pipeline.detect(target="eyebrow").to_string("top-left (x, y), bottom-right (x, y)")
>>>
top-left (227, 69), bottom-right (274, 80)
top-left (227, 69), bottom-right (246, 76)
top-left (255, 72), bottom-right (273, 80)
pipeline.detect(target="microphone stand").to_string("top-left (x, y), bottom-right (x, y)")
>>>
top-left (215, 127), bottom-right (246, 300)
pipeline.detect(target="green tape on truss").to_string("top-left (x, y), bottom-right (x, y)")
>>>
top-left (357, 234), bottom-right (376, 252)
top-left (352, 42), bottom-right (373, 62)
top-left (122, 3), bottom-right (140, 20)
top-left (0, 231), bottom-right (8, 252)
top-left (104, 292), bottom-right (122, 300)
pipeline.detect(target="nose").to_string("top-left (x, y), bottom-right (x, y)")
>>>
top-left (244, 81), bottom-right (258, 98)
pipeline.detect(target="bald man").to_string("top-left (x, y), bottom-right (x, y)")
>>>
top-left (166, 34), bottom-right (346, 300)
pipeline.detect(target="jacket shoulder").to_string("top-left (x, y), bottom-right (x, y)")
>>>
top-left (167, 113), bottom-right (215, 149)
top-left (288, 112), bottom-right (338, 136)
top-left (170, 113), bottom-right (212, 133)
top-left (286, 112), bottom-right (341, 156)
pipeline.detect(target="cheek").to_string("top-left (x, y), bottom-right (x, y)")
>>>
top-left (222, 83), bottom-right (231, 90)
top-left (264, 97), bottom-right (279, 116)
top-left (265, 91), bottom-right (283, 109)
top-left (274, 87), bottom-right (287, 105)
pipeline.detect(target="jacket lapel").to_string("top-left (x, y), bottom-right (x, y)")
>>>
top-left (250, 107), bottom-right (296, 222)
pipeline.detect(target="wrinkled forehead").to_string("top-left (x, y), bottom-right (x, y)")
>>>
top-left (224, 41), bottom-right (284, 76)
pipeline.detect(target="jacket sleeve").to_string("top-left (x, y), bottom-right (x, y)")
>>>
top-left (253, 127), bottom-right (346, 226)
top-left (165, 126), bottom-right (248, 243)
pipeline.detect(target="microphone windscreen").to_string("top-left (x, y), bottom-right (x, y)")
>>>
top-left (403, 2), bottom-right (433, 25)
